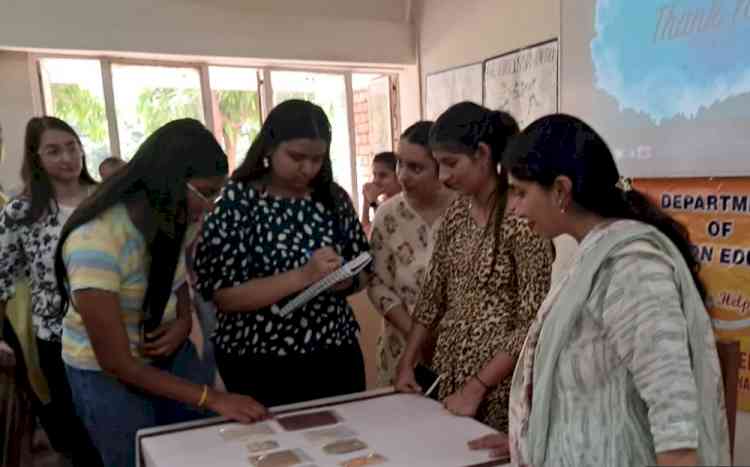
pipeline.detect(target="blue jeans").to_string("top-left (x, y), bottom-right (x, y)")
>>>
top-left (65, 341), bottom-right (212, 467)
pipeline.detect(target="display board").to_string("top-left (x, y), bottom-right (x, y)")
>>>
top-left (484, 39), bottom-right (558, 129)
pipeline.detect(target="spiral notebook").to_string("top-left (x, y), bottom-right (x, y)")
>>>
top-left (278, 252), bottom-right (372, 317)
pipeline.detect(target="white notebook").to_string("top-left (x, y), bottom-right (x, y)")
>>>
top-left (278, 252), bottom-right (372, 317)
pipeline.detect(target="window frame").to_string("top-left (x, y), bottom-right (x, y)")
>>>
top-left (33, 53), bottom-right (400, 211)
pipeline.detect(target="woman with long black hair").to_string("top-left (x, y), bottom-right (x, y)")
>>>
top-left (395, 103), bottom-right (554, 432)
top-left (194, 100), bottom-right (371, 407)
top-left (473, 114), bottom-right (730, 466)
top-left (55, 119), bottom-right (268, 467)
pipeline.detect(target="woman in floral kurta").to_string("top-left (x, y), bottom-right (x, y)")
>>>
top-left (368, 121), bottom-right (455, 386)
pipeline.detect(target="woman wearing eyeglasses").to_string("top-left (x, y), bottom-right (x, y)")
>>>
top-left (0, 117), bottom-right (102, 466)
top-left (54, 119), bottom-right (268, 467)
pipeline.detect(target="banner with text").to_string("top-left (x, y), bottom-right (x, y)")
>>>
top-left (636, 178), bottom-right (750, 410)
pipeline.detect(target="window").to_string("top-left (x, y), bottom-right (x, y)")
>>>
top-left (39, 58), bottom-right (112, 179)
top-left (208, 66), bottom-right (261, 170)
top-left (36, 56), bottom-right (399, 209)
top-left (352, 73), bottom-right (395, 200)
top-left (111, 64), bottom-right (204, 160)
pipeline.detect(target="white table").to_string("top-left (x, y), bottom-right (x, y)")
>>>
top-left (137, 388), bottom-right (509, 467)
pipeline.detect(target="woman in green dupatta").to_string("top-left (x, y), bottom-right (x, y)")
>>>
top-left (470, 114), bottom-right (730, 466)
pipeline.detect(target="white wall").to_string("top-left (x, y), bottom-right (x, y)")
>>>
top-left (414, 0), bottom-right (576, 281)
top-left (0, 0), bottom-right (414, 65)
top-left (0, 51), bottom-right (36, 193)
top-left (416, 0), bottom-right (559, 84)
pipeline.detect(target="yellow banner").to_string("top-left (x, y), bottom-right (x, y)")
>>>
top-left (636, 178), bottom-right (750, 410)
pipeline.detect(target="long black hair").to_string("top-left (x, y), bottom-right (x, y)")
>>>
top-left (55, 118), bottom-right (229, 330)
top-left (428, 102), bottom-right (521, 286)
top-left (503, 113), bottom-right (705, 298)
top-left (429, 101), bottom-right (519, 215)
top-left (232, 99), bottom-right (350, 225)
top-left (20, 116), bottom-right (97, 225)
top-left (234, 99), bottom-right (331, 187)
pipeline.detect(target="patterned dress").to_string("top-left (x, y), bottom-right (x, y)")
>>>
top-left (0, 198), bottom-right (75, 342)
top-left (194, 181), bottom-right (370, 358)
top-left (413, 196), bottom-right (553, 431)
top-left (367, 193), bottom-right (452, 386)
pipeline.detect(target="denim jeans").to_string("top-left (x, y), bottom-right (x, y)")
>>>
top-left (37, 338), bottom-right (103, 467)
top-left (65, 341), bottom-right (212, 467)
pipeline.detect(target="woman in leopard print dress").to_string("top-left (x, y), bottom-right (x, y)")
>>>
top-left (395, 103), bottom-right (553, 432)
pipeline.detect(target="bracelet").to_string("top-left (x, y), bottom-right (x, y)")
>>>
top-left (197, 384), bottom-right (209, 408)
top-left (474, 375), bottom-right (492, 391)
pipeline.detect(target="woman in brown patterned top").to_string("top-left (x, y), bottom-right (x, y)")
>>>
top-left (394, 102), bottom-right (554, 432)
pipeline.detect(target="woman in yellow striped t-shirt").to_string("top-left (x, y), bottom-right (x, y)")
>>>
top-left (55, 119), bottom-right (268, 467)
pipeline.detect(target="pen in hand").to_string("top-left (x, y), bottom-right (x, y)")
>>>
top-left (302, 247), bottom-right (342, 284)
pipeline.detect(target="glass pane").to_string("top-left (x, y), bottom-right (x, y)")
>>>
top-left (270, 71), bottom-right (353, 199)
top-left (208, 66), bottom-right (261, 170)
top-left (112, 64), bottom-right (204, 160)
top-left (352, 74), bottom-right (393, 204)
top-left (39, 58), bottom-right (111, 180)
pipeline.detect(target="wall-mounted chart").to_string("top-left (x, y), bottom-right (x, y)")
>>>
top-left (425, 63), bottom-right (483, 120)
top-left (483, 39), bottom-right (558, 129)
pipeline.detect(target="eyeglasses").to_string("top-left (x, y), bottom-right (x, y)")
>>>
top-left (186, 182), bottom-right (221, 204)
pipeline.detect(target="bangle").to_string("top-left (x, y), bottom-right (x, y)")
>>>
top-left (197, 384), bottom-right (209, 408)
top-left (474, 375), bottom-right (492, 391)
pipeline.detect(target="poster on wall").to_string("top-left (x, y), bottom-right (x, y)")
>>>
top-left (483, 39), bottom-right (558, 129)
top-left (424, 62), bottom-right (483, 120)
top-left (636, 178), bottom-right (750, 411)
